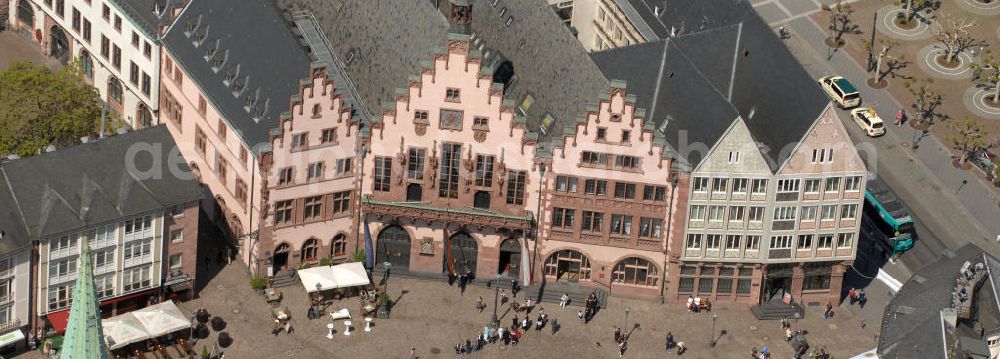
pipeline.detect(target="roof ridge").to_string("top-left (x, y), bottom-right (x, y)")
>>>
top-left (725, 22), bottom-right (744, 100)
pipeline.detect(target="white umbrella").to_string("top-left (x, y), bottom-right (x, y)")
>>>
top-left (131, 300), bottom-right (190, 338)
top-left (102, 314), bottom-right (149, 350)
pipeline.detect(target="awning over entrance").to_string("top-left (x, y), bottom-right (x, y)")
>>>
top-left (299, 262), bottom-right (371, 293)
top-left (0, 328), bottom-right (24, 348)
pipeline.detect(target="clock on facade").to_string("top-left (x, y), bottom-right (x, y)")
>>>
top-left (440, 109), bottom-right (464, 130)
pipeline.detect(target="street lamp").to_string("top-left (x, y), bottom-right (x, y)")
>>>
top-left (491, 274), bottom-right (502, 326)
top-left (710, 313), bottom-right (719, 347)
top-left (356, 144), bottom-right (367, 258)
top-left (794, 312), bottom-right (801, 330)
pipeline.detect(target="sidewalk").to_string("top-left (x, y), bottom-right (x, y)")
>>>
top-left (779, 14), bottom-right (1000, 266)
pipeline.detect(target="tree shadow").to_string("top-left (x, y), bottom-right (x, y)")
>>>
top-left (882, 58), bottom-right (913, 81)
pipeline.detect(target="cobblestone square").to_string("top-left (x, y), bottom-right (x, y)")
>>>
top-left (95, 264), bottom-right (879, 359)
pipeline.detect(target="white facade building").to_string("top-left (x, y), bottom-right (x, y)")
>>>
top-left (7, 0), bottom-right (185, 128)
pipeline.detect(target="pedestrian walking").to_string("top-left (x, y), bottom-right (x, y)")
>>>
top-left (511, 279), bottom-right (519, 298)
top-left (895, 109), bottom-right (906, 126)
top-left (27, 334), bottom-right (36, 351)
top-left (284, 319), bottom-right (294, 335)
top-left (614, 326), bottom-right (622, 343)
top-left (499, 289), bottom-right (508, 304)
top-left (848, 288), bottom-right (858, 305)
top-left (859, 289), bottom-right (868, 308)
top-left (665, 332), bottom-right (675, 350)
top-left (409, 347), bottom-right (417, 359)
top-left (459, 273), bottom-right (468, 295)
top-left (618, 340), bottom-right (627, 357)
top-left (780, 316), bottom-right (788, 330)
top-left (560, 293), bottom-right (570, 308)
top-left (272, 319), bottom-right (281, 336)
top-left (476, 296), bottom-right (486, 312)
top-left (550, 318), bottom-right (558, 335)
top-left (824, 302), bottom-right (833, 319)
top-left (786, 327), bottom-right (793, 341)
top-left (578, 309), bottom-right (585, 321)
top-left (512, 315), bottom-right (519, 329)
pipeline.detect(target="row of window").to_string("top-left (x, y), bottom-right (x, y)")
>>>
top-left (48, 238), bottom-right (153, 282)
top-left (551, 208), bottom-right (663, 238)
top-left (676, 266), bottom-right (755, 295)
top-left (580, 151), bottom-right (640, 170)
top-left (289, 128), bottom-right (340, 150)
top-left (373, 150), bottom-right (529, 205)
top-left (684, 233), bottom-right (854, 251)
top-left (688, 203), bottom-right (859, 222)
top-left (554, 175), bottom-right (667, 201)
top-left (276, 158), bottom-right (353, 186)
top-left (47, 265), bottom-right (152, 311)
top-left (692, 176), bottom-right (863, 196)
top-left (273, 191), bottom-right (353, 225)
top-left (775, 177), bottom-right (862, 194)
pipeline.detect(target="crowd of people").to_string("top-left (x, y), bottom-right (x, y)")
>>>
top-left (454, 305), bottom-right (555, 354)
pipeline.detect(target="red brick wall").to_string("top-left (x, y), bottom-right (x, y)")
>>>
top-left (163, 201), bottom-right (200, 297)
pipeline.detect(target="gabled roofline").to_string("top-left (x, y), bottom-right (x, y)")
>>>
top-left (772, 102), bottom-right (867, 174)
top-left (691, 115), bottom-right (771, 175)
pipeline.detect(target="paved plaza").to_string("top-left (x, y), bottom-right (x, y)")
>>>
top-left (72, 263), bottom-right (877, 359)
top-left (0, 31), bottom-right (62, 71)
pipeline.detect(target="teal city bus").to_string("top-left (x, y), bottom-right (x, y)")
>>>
top-left (863, 175), bottom-right (915, 253)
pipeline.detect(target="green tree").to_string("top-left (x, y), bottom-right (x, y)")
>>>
top-left (904, 78), bottom-right (943, 126)
top-left (820, 0), bottom-right (856, 47)
top-left (0, 61), bottom-right (101, 157)
top-left (970, 49), bottom-right (1000, 105)
top-left (947, 117), bottom-right (988, 164)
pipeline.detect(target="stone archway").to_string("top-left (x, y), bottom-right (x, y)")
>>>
top-left (444, 232), bottom-right (478, 276)
top-left (376, 225), bottom-right (411, 270)
top-left (273, 243), bottom-right (291, 273)
top-left (498, 237), bottom-right (521, 278)
top-left (544, 249), bottom-right (592, 282)
top-left (49, 25), bottom-right (69, 64)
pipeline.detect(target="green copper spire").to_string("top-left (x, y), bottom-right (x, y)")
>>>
top-left (61, 217), bottom-right (109, 359)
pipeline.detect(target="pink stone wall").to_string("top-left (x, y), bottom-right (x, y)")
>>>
top-left (159, 50), bottom-right (264, 270)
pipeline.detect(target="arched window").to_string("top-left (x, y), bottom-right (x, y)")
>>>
top-left (612, 257), bottom-right (659, 286)
top-left (332, 234), bottom-right (347, 257)
top-left (301, 238), bottom-right (319, 262)
top-left (17, 0), bottom-right (34, 28)
top-left (136, 104), bottom-right (153, 128)
top-left (544, 250), bottom-right (591, 281)
top-left (79, 50), bottom-right (93, 78)
top-left (107, 77), bottom-right (123, 104)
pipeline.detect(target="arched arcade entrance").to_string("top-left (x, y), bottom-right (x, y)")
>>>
top-left (444, 232), bottom-right (478, 276)
top-left (49, 25), bottom-right (69, 64)
top-left (376, 225), bottom-right (411, 270)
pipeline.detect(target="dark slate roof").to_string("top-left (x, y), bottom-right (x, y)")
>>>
top-left (878, 244), bottom-right (982, 359)
top-left (0, 179), bottom-right (31, 254)
top-left (619, 0), bottom-right (670, 39)
top-left (590, 2), bottom-right (828, 171)
top-left (163, 0), bottom-right (312, 148)
top-left (0, 126), bottom-right (203, 242)
top-left (108, 0), bottom-right (185, 39)
top-left (289, 0), bottom-right (609, 141)
top-left (289, 0), bottom-right (449, 121)
top-left (591, 40), bottom-right (738, 168)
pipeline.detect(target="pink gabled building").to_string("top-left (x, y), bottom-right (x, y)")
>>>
top-left (360, 33), bottom-right (540, 281)
top-left (257, 63), bottom-right (363, 273)
top-left (537, 83), bottom-right (686, 298)
top-left (158, 0), bottom-right (314, 274)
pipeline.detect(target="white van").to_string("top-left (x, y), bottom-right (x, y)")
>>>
top-left (818, 76), bottom-right (861, 109)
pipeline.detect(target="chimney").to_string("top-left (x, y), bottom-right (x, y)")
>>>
top-left (448, 0), bottom-right (472, 35)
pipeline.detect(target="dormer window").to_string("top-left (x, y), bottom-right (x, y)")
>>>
top-left (211, 50), bottom-right (227, 72)
top-left (445, 88), bottom-right (461, 102)
top-left (184, 19), bottom-right (197, 37)
top-left (232, 76), bottom-right (247, 96)
top-left (223, 64), bottom-right (239, 85)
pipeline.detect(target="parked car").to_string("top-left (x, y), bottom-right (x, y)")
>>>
top-left (849, 108), bottom-right (886, 137)
top-left (818, 76), bottom-right (861, 108)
